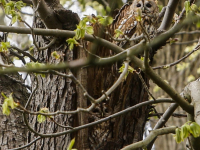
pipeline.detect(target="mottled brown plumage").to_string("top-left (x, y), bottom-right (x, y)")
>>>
top-left (111, 0), bottom-right (160, 59)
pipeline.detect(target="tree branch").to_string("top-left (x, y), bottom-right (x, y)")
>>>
top-left (158, 0), bottom-right (180, 31)
top-left (121, 126), bottom-right (176, 150)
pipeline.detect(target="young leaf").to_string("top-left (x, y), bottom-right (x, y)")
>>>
top-left (184, 1), bottom-right (191, 16)
top-left (37, 114), bottom-right (46, 123)
top-left (12, 15), bottom-right (18, 24)
top-left (15, 1), bottom-right (26, 10)
top-left (85, 26), bottom-right (94, 35)
top-left (189, 122), bottom-right (200, 138)
top-left (51, 51), bottom-right (60, 59)
top-left (67, 138), bottom-right (75, 150)
top-left (66, 38), bottom-right (79, 50)
top-left (114, 29), bottom-right (124, 38)
top-left (2, 101), bottom-right (10, 115)
top-left (98, 16), bottom-right (113, 26)
top-left (0, 41), bottom-right (10, 52)
top-left (181, 124), bottom-right (190, 139)
top-left (1, 93), bottom-right (18, 115)
top-left (37, 108), bottom-right (50, 123)
top-left (174, 128), bottom-right (182, 143)
top-left (191, 4), bottom-right (198, 12)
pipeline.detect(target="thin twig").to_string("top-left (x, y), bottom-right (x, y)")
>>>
top-left (4, 74), bottom-right (31, 90)
top-left (136, 69), bottom-right (163, 121)
top-left (8, 137), bottom-right (42, 150)
top-left (11, 46), bottom-right (37, 62)
top-left (50, 118), bottom-right (73, 129)
top-left (19, 99), bottom-right (174, 138)
top-left (25, 75), bottom-right (38, 108)
top-left (153, 41), bottom-right (200, 70)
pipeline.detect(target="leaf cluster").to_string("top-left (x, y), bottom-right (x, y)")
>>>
top-left (37, 107), bottom-right (51, 123)
top-left (119, 63), bottom-right (134, 80)
top-left (67, 15), bottom-right (113, 50)
top-left (0, 42), bottom-right (10, 53)
top-left (2, 92), bottom-right (18, 115)
top-left (174, 122), bottom-right (200, 143)
top-left (0, 0), bottom-right (26, 24)
top-left (185, 1), bottom-right (200, 28)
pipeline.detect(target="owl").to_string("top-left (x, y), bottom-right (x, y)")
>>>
top-left (111, 0), bottom-right (160, 60)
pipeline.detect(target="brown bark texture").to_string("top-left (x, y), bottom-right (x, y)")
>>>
top-left (0, 51), bottom-right (29, 149)
top-left (28, 17), bottom-right (77, 149)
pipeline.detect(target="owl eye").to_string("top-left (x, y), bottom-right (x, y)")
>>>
top-left (146, 3), bottom-right (152, 8)
top-left (136, 3), bottom-right (141, 7)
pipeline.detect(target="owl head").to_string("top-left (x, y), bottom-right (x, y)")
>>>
top-left (131, 0), bottom-right (158, 14)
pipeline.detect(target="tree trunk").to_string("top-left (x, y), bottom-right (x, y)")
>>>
top-left (87, 66), bottom-right (149, 149)
top-left (26, 17), bottom-right (77, 149)
top-left (0, 50), bottom-right (29, 149)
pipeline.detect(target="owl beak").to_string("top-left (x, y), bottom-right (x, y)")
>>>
top-left (141, 7), bottom-right (145, 13)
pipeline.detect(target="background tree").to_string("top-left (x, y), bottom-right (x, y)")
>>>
top-left (0, 0), bottom-right (199, 150)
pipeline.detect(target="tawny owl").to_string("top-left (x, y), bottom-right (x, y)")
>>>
top-left (112, 0), bottom-right (160, 60)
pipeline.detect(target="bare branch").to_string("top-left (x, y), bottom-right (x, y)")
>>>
top-left (8, 137), bottom-right (42, 150)
top-left (13, 99), bottom-right (174, 138)
top-left (158, 0), bottom-right (180, 31)
top-left (153, 41), bottom-right (200, 70)
top-left (121, 126), bottom-right (176, 150)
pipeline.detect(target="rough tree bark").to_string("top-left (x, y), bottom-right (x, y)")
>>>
top-left (0, 36), bottom-right (29, 150)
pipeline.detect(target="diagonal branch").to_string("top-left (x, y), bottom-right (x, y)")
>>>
top-left (121, 126), bottom-right (176, 150)
top-left (158, 0), bottom-right (180, 31)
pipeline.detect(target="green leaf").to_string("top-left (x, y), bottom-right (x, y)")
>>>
top-left (189, 122), bottom-right (200, 138)
top-left (119, 64), bottom-right (134, 80)
top-left (67, 138), bottom-right (75, 150)
top-left (85, 26), bottom-right (94, 35)
top-left (75, 28), bottom-right (85, 39)
top-left (0, 42), bottom-right (10, 52)
top-left (1, 93), bottom-right (18, 115)
top-left (0, 0), bottom-right (6, 6)
top-left (37, 114), bottom-right (46, 123)
top-left (128, 65), bottom-right (135, 73)
top-left (51, 51), bottom-right (60, 59)
top-left (5, 5), bottom-right (11, 14)
top-left (12, 15), bottom-right (18, 24)
top-left (184, 1), bottom-right (191, 16)
top-left (15, 1), bottom-right (26, 10)
top-left (2, 101), bottom-right (10, 115)
top-left (66, 38), bottom-right (79, 50)
top-left (181, 124), bottom-right (190, 139)
top-left (37, 108), bottom-right (50, 123)
top-left (191, 4), bottom-right (198, 12)
top-left (98, 16), bottom-right (113, 26)
top-left (174, 128), bottom-right (182, 143)
top-left (114, 29), bottom-right (124, 38)
top-left (118, 63), bottom-right (125, 73)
